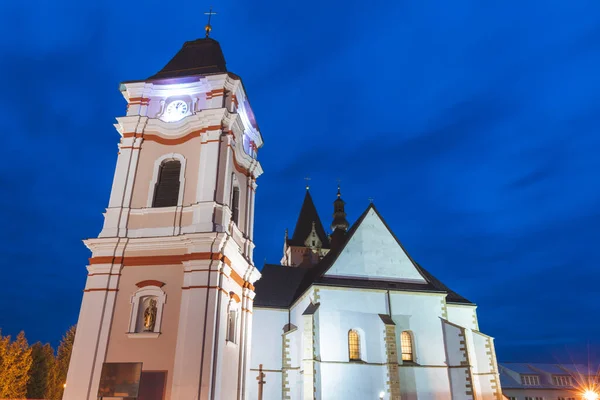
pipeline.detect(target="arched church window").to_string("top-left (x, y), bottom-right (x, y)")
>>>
top-left (401, 331), bottom-right (414, 362)
top-left (231, 185), bottom-right (240, 225)
top-left (152, 160), bottom-right (181, 207)
top-left (348, 329), bottom-right (361, 361)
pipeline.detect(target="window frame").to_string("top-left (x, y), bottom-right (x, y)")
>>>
top-left (400, 330), bottom-right (415, 363)
top-left (348, 329), bottom-right (361, 361)
top-left (231, 185), bottom-right (240, 225)
top-left (521, 375), bottom-right (540, 386)
top-left (147, 153), bottom-right (186, 208)
top-left (226, 298), bottom-right (240, 344)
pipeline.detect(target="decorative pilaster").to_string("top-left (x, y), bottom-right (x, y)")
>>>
top-left (379, 315), bottom-right (400, 400)
top-left (459, 329), bottom-right (475, 399)
top-left (302, 303), bottom-right (319, 400)
top-left (282, 331), bottom-right (292, 400)
top-left (485, 337), bottom-right (503, 400)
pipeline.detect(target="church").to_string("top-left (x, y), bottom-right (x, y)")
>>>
top-left (63, 26), bottom-right (503, 400)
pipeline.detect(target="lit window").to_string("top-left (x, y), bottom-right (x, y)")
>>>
top-left (153, 160), bottom-right (181, 207)
top-left (401, 331), bottom-right (414, 362)
top-left (522, 375), bottom-right (540, 385)
top-left (552, 375), bottom-right (573, 386)
top-left (348, 330), bottom-right (361, 361)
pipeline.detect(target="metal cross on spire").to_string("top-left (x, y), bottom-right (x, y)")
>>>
top-left (204, 6), bottom-right (217, 38)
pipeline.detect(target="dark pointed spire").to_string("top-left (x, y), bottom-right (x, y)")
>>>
top-left (331, 184), bottom-right (349, 232)
top-left (288, 190), bottom-right (329, 249)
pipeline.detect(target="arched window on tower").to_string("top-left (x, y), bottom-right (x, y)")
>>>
top-left (231, 185), bottom-right (240, 225)
top-left (152, 160), bottom-right (181, 207)
top-left (401, 331), bottom-right (414, 362)
top-left (348, 329), bottom-right (361, 361)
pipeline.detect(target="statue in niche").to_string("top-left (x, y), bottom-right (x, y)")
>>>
top-left (143, 298), bottom-right (157, 332)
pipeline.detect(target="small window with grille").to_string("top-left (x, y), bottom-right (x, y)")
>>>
top-left (348, 330), bottom-right (361, 361)
top-left (401, 331), bottom-right (414, 362)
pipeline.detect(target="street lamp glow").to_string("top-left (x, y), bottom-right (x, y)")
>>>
top-left (583, 390), bottom-right (598, 400)
top-left (379, 391), bottom-right (385, 399)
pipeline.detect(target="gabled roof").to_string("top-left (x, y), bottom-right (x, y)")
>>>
top-left (287, 190), bottom-right (329, 248)
top-left (499, 362), bottom-right (595, 389)
top-left (255, 204), bottom-right (473, 308)
top-left (148, 38), bottom-right (227, 80)
top-left (253, 264), bottom-right (308, 308)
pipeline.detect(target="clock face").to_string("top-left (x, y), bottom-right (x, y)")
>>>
top-left (164, 100), bottom-right (189, 121)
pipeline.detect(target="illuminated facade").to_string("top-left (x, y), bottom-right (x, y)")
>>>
top-left (63, 38), bottom-right (263, 400)
top-left (247, 190), bottom-right (504, 400)
top-left (64, 33), bottom-right (504, 400)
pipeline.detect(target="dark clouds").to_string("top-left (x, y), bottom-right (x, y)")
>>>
top-left (0, 0), bottom-right (599, 363)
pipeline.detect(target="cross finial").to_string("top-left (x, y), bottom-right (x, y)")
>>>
top-left (204, 6), bottom-right (217, 38)
top-left (336, 178), bottom-right (342, 198)
top-left (304, 176), bottom-right (311, 190)
top-left (368, 197), bottom-right (374, 204)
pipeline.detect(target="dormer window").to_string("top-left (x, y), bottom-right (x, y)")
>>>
top-left (521, 375), bottom-right (540, 385)
top-left (552, 375), bottom-right (573, 386)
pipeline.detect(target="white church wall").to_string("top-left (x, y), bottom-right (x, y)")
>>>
top-left (447, 303), bottom-right (479, 330)
top-left (441, 320), bottom-right (473, 400)
top-left (400, 366), bottom-right (452, 400)
top-left (469, 331), bottom-right (501, 400)
top-left (246, 369), bottom-right (282, 400)
top-left (324, 208), bottom-right (427, 283)
top-left (389, 292), bottom-right (447, 366)
top-left (315, 287), bottom-right (388, 364)
top-left (320, 362), bottom-right (387, 400)
top-left (249, 308), bottom-right (287, 369)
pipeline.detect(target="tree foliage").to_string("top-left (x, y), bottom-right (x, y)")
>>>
top-left (0, 331), bottom-right (33, 398)
top-left (0, 325), bottom-right (76, 400)
top-left (27, 342), bottom-right (55, 399)
top-left (46, 325), bottom-right (76, 400)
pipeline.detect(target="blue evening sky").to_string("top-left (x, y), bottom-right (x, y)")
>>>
top-left (1, 0), bottom-right (599, 363)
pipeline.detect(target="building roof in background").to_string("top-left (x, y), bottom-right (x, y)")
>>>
top-left (255, 204), bottom-right (473, 308)
top-left (499, 362), bottom-right (596, 390)
top-left (287, 190), bottom-right (330, 248)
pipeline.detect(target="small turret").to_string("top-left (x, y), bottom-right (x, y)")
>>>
top-left (331, 185), bottom-right (349, 232)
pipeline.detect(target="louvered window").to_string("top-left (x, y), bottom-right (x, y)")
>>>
top-left (152, 160), bottom-right (181, 207)
top-left (231, 186), bottom-right (240, 224)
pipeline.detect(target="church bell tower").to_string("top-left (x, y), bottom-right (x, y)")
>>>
top-left (63, 34), bottom-right (263, 400)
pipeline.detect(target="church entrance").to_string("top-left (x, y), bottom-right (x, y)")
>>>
top-left (137, 371), bottom-right (166, 400)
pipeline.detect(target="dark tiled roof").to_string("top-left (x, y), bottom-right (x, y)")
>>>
top-left (287, 190), bottom-right (330, 248)
top-left (148, 38), bottom-right (227, 80)
top-left (253, 264), bottom-right (308, 308)
top-left (302, 302), bottom-right (320, 315)
top-left (379, 314), bottom-right (395, 325)
top-left (256, 204), bottom-right (474, 309)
